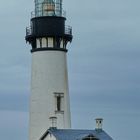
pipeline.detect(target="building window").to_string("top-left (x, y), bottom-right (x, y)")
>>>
top-left (83, 135), bottom-right (99, 140)
top-left (56, 96), bottom-right (61, 111)
top-left (42, 38), bottom-right (47, 48)
top-left (60, 38), bottom-right (64, 48)
top-left (36, 39), bottom-right (40, 48)
top-left (54, 93), bottom-right (64, 112)
top-left (48, 37), bottom-right (53, 48)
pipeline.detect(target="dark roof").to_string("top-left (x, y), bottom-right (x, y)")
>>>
top-left (40, 128), bottom-right (113, 140)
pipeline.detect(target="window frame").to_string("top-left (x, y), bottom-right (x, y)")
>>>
top-left (54, 92), bottom-right (64, 113)
top-left (83, 135), bottom-right (99, 140)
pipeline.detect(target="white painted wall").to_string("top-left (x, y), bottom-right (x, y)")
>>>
top-left (29, 51), bottom-right (71, 140)
top-left (44, 133), bottom-right (56, 140)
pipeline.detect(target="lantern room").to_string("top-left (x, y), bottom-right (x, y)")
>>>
top-left (34, 0), bottom-right (63, 17)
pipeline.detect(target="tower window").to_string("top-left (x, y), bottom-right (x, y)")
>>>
top-left (36, 39), bottom-right (40, 48)
top-left (42, 38), bottom-right (47, 48)
top-left (54, 93), bottom-right (64, 112)
top-left (56, 96), bottom-right (61, 111)
top-left (48, 37), bottom-right (53, 48)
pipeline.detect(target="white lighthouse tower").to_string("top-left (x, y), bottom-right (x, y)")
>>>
top-left (25, 0), bottom-right (73, 140)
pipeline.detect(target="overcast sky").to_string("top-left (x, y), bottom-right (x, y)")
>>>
top-left (0, 0), bottom-right (140, 140)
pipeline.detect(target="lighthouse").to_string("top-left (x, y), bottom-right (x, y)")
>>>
top-left (25, 0), bottom-right (73, 140)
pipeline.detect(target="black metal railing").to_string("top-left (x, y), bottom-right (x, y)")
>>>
top-left (65, 25), bottom-right (72, 35)
top-left (26, 25), bottom-right (72, 36)
top-left (26, 27), bottom-right (32, 36)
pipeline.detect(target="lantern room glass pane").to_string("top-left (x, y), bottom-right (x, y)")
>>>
top-left (34, 0), bottom-right (62, 17)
